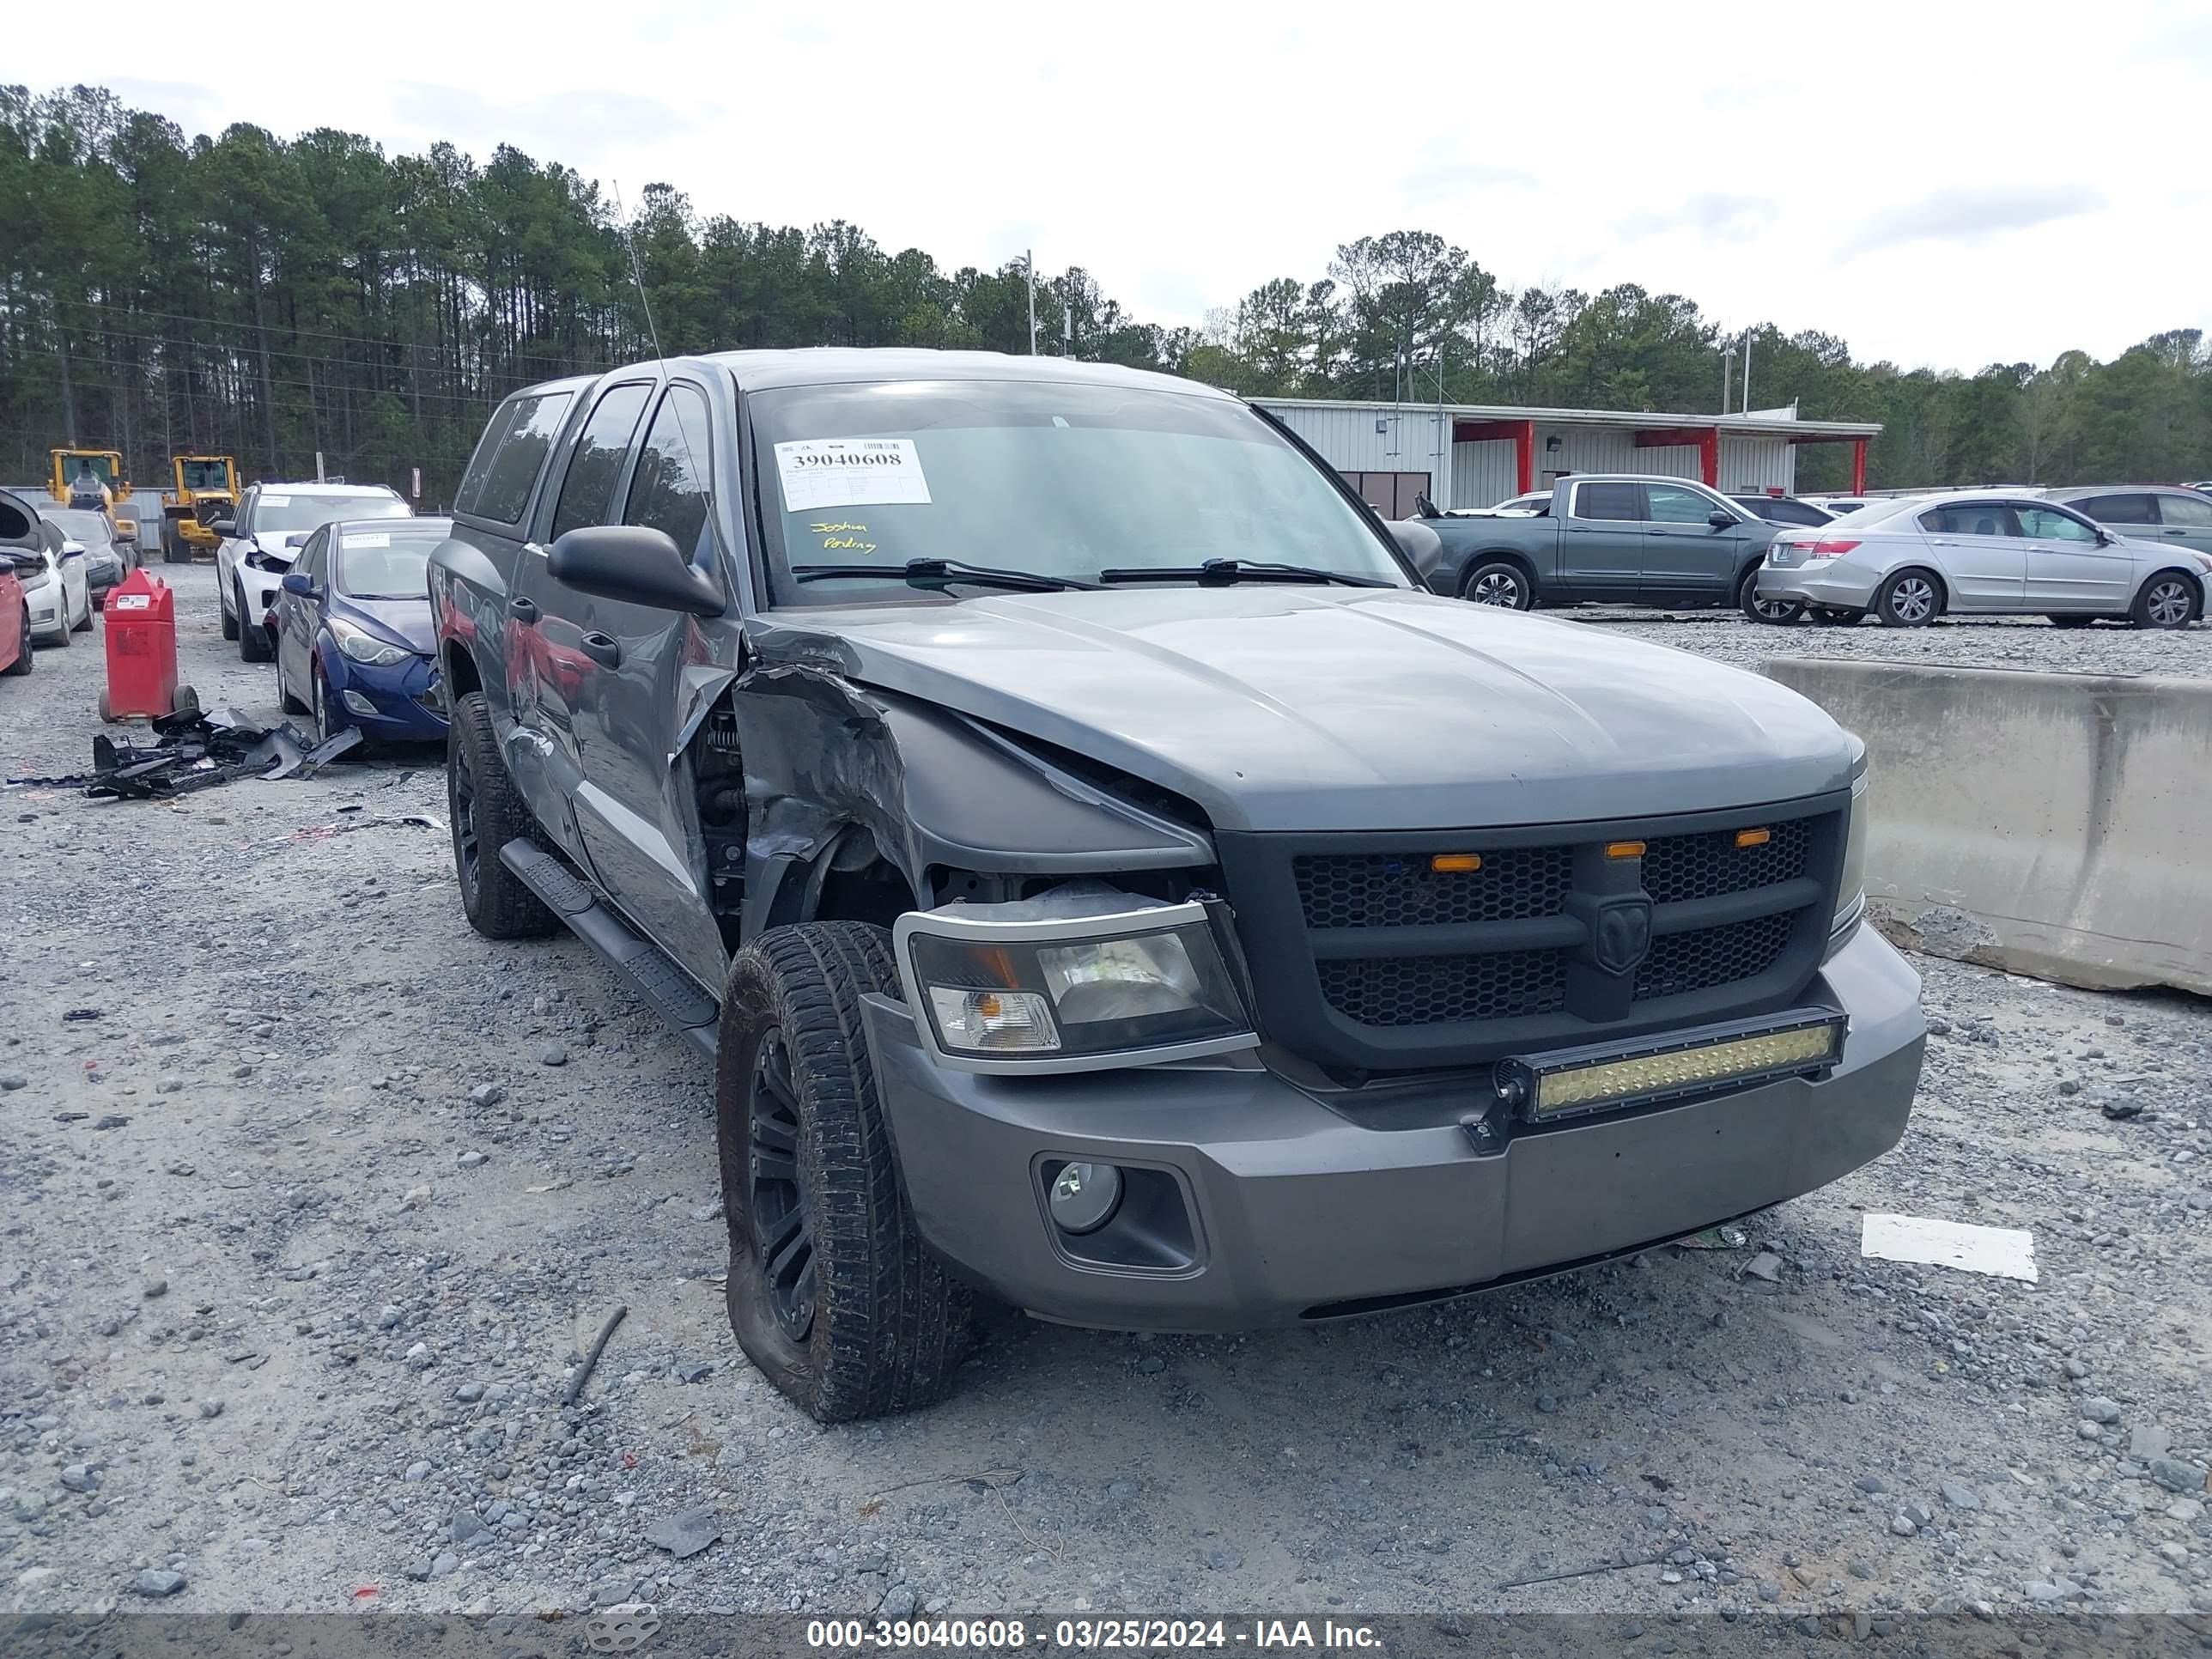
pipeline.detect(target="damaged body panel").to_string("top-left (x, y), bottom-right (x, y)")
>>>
top-left (429, 347), bottom-right (1927, 1419)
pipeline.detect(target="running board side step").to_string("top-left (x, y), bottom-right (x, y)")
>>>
top-left (501, 840), bottom-right (719, 1060)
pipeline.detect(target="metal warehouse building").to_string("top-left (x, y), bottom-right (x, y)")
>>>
top-left (1254, 398), bottom-right (1882, 519)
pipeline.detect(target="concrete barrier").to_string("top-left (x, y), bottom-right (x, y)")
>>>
top-left (1760, 658), bottom-right (2212, 995)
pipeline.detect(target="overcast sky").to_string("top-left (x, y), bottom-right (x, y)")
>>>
top-left (99, 0), bottom-right (2210, 375)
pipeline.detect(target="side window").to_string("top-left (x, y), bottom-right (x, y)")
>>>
top-left (2078, 493), bottom-right (2156, 525)
top-left (297, 527), bottom-right (328, 584)
top-left (621, 385), bottom-right (714, 558)
top-left (1645, 484), bottom-right (1723, 525)
top-left (2017, 507), bottom-right (2097, 544)
top-left (234, 489), bottom-right (256, 537)
top-left (1919, 505), bottom-right (2022, 537)
top-left (2157, 492), bottom-right (2212, 526)
top-left (1573, 482), bottom-right (1643, 522)
top-left (455, 392), bottom-right (574, 525)
top-left (550, 382), bottom-right (653, 540)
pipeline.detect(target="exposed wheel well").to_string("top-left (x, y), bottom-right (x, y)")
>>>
top-left (442, 644), bottom-right (483, 702)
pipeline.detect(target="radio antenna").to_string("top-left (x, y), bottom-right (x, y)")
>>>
top-left (610, 181), bottom-right (665, 366)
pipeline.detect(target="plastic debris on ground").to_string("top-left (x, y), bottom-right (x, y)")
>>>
top-left (1675, 1224), bottom-right (1748, 1251)
top-left (1861, 1212), bottom-right (2039, 1282)
top-left (7, 706), bottom-right (362, 799)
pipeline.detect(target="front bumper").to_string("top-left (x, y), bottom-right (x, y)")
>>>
top-left (1758, 562), bottom-right (1880, 608)
top-left (325, 648), bottom-right (448, 738)
top-left (240, 565), bottom-right (287, 623)
top-left (866, 924), bottom-right (1923, 1332)
top-left (27, 593), bottom-right (62, 635)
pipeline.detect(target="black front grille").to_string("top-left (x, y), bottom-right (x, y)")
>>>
top-left (1317, 950), bottom-right (1570, 1027)
top-left (1643, 817), bottom-right (1812, 903)
top-left (1296, 845), bottom-right (1573, 928)
top-left (1218, 796), bottom-right (1847, 1074)
top-left (1635, 911), bottom-right (1796, 1000)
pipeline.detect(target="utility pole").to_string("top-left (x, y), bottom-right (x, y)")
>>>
top-left (1025, 250), bottom-right (1036, 356)
top-left (1741, 330), bottom-right (1754, 413)
top-left (1721, 345), bottom-right (1735, 416)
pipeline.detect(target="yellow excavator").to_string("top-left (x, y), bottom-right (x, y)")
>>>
top-left (48, 448), bottom-right (138, 554)
top-left (160, 454), bottom-right (240, 564)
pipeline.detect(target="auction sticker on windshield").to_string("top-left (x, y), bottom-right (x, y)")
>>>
top-left (775, 440), bottom-right (931, 513)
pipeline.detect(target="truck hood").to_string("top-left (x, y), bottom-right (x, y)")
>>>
top-left (759, 587), bottom-right (1856, 832)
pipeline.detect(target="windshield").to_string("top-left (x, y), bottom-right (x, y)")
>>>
top-left (334, 523), bottom-right (447, 599)
top-left (63, 455), bottom-right (116, 489)
top-left (45, 509), bottom-right (112, 544)
top-left (179, 460), bottom-right (233, 492)
top-left (746, 379), bottom-right (1407, 602)
top-left (252, 492), bottom-right (409, 534)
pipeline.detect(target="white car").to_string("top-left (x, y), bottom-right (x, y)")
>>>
top-left (216, 482), bottom-right (410, 662)
top-left (21, 523), bottom-right (93, 644)
top-left (1757, 490), bottom-right (2211, 629)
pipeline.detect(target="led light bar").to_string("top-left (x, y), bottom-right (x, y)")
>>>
top-left (1495, 1012), bottom-right (1846, 1123)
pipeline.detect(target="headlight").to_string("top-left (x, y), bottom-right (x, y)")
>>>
top-left (331, 617), bottom-right (412, 666)
top-left (1828, 744), bottom-right (1869, 955)
top-left (894, 887), bottom-right (1257, 1074)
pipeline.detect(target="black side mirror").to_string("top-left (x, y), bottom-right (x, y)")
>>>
top-left (548, 526), bottom-right (725, 617)
top-left (281, 572), bottom-right (319, 599)
top-left (211, 520), bottom-right (237, 538)
top-left (1708, 509), bottom-right (1737, 529)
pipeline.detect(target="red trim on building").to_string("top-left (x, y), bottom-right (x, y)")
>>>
top-left (1632, 426), bottom-right (1721, 487)
top-left (1452, 417), bottom-right (1537, 494)
top-left (1850, 437), bottom-right (1869, 494)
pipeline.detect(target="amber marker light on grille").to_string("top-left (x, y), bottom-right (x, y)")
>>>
top-left (1735, 827), bottom-right (1772, 848)
top-left (1605, 840), bottom-right (1646, 860)
top-left (1431, 853), bottom-right (1484, 873)
top-left (1495, 1015), bottom-right (1846, 1123)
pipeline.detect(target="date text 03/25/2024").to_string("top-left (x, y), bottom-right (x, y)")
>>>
top-left (805, 1620), bottom-right (1382, 1650)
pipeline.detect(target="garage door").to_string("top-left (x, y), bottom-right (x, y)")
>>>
top-left (1340, 471), bottom-right (1431, 520)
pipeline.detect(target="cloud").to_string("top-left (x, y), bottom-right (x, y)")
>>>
top-left (1619, 193), bottom-right (1780, 245)
top-left (385, 82), bottom-right (707, 167)
top-left (1398, 161), bottom-right (1539, 207)
top-left (1841, 184), bottom-right (2107, 258)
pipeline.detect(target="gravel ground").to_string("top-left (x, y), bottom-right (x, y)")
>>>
top-left (3, 566), bottom-right (2209, 1622)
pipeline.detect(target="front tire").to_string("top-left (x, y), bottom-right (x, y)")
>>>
top-left (220, 580), bottom-right (240, 641)
top-left (309, 665), bottom-right (340, 743)
top-left (2132, 573), bottom-right (2199, 630)
top-left (718, 923), bottom-right (972, 1423)
top-left (236, 583), bottom-right (270, 661)
top-left (1875, 568), bottom-right (1942, 628)
top-left (1738, 565), bottom-right (1804, 625)
top-left (446, 690), bottom-right (558, 939)
top-left (71, 592), bottom-right (92, 633)
top-left (1459, 560), bottom-right (1534, 610)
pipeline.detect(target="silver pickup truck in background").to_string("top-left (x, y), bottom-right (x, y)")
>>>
top-left (1408, 474), bottom-right (1802, 622)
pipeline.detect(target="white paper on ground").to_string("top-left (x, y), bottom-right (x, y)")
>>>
top-left (1861, 1212), bottom-right (2038, 1282)
top-left (774, 439), bottom-right (931, 513)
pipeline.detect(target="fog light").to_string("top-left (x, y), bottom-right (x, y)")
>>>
top-left (342, 690), bottom-right (378, 716)
top-left (1048, 1161), bottom-right (1122, 1235)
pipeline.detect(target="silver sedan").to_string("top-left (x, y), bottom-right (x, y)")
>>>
top-left (1754, 490), bottom-right (2210, 629)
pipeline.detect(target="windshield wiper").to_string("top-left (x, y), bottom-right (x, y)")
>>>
top-left (1097, 558), bottom-right (1395, 589)
top-left (790, 558), bottom-right (1098, 594)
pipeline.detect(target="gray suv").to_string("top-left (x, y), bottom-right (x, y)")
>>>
top-left (2039, 485), bottom-right (2212, 557)
top-left (430, 349), bottom-right (1927, 1420)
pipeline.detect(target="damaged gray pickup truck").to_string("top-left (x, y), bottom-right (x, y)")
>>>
top-left (428, 349), bottom-right (1927, 1422)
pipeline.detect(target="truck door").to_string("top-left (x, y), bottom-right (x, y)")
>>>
top-left (546, 380), bottom-right (729, 988)
top-left (1558, 480), bottom-right (1644, 595)
top-left (1640, 482), bottom-right (1756, 602)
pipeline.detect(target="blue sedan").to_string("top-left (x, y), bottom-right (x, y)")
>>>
top-left (271, 516), bottom-right (452, 743)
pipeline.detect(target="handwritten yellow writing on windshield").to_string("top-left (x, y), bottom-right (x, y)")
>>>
top-left (809, 522), bottom-right (869, 534)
